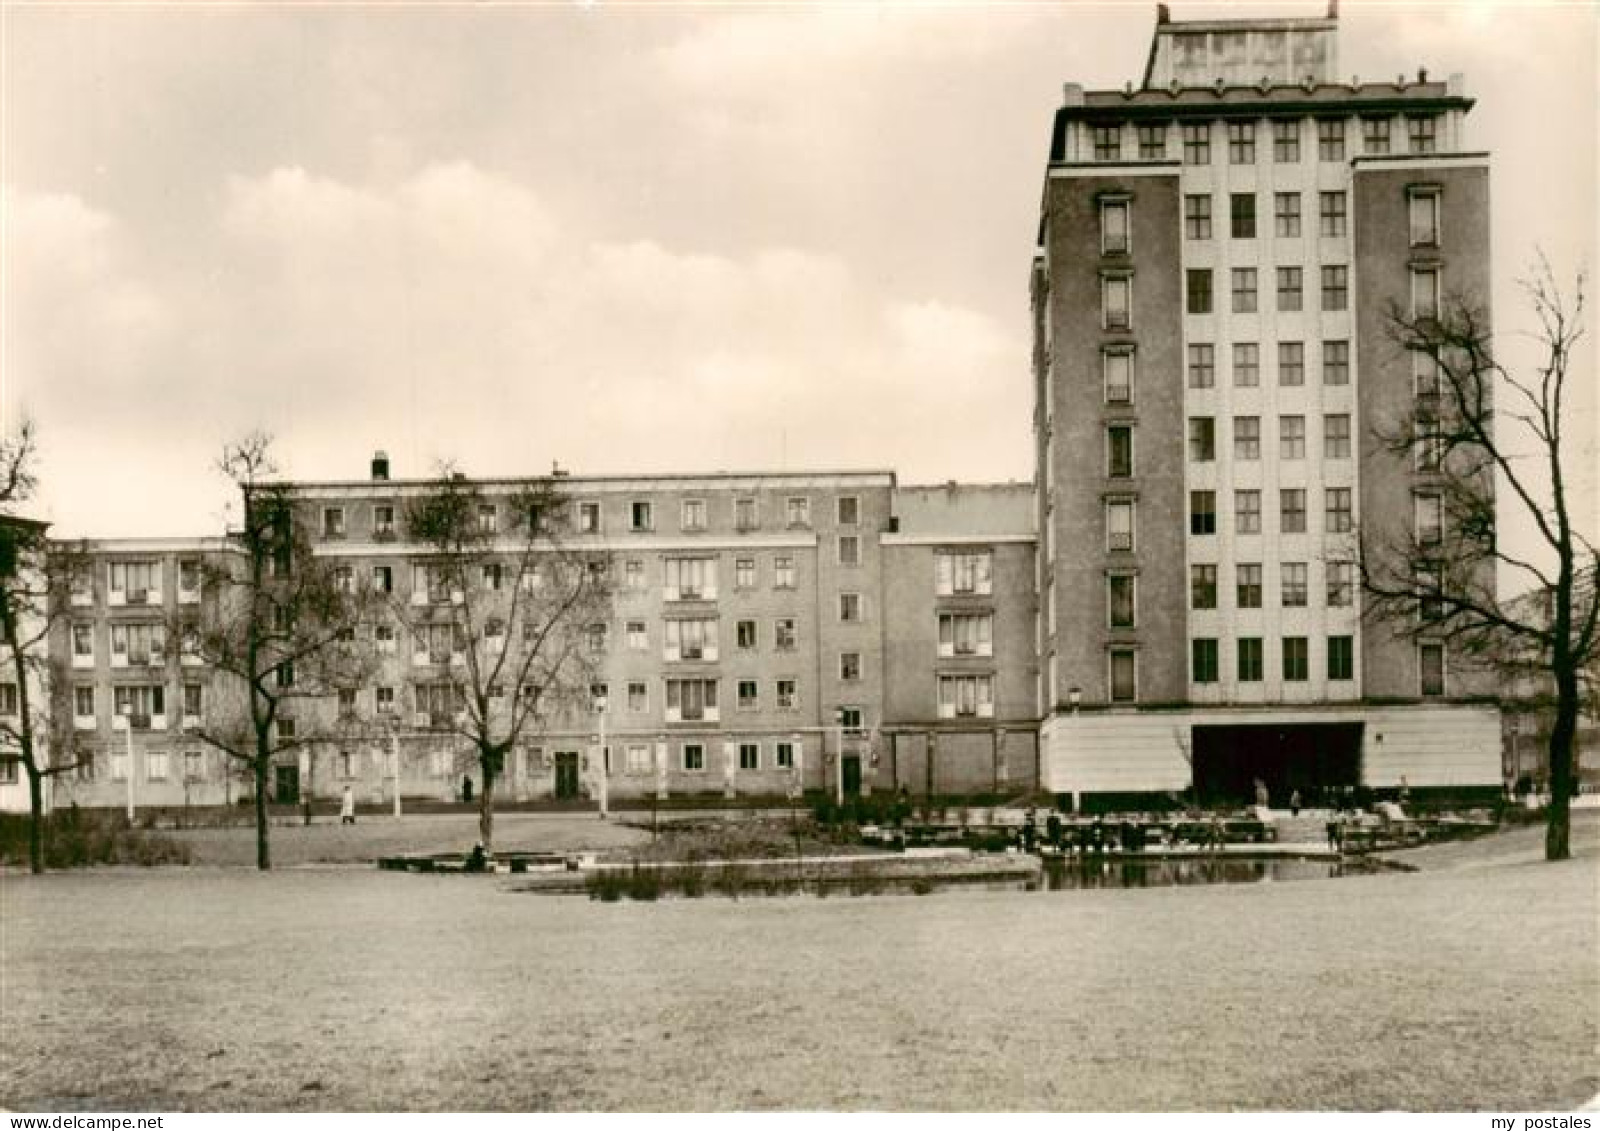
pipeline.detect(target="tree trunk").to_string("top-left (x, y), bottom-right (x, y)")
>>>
top-left (1544, 676), bottom-right (1579, 862)
top-left (478, 755), bottom-right (496, 856)
top-left (254, 756), bottom-right (271, 871)
top-left (27, 765), bottom-right (44, 874)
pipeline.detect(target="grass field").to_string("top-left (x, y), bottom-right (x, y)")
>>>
top-left (2, 815), bottom-right (1595, 1112)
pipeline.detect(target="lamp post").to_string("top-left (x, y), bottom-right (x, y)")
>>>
top-left (119, 703), bottom-right (135, 821)
top-left (832, 708), bottom-right (847, 806)
top-left (593, 692), bottom-right (609, 819)
top-left (391, 726), bottom-right (402, 819)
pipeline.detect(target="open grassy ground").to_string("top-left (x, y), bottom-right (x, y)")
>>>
top-left (2, 814), bottom-right (1595, 1112)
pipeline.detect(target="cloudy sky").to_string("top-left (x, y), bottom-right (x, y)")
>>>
top-left (3, 1), bottom-right (1595, 543)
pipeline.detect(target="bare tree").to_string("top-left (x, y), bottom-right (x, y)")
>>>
top-left (183, 433), bottom-right (375, 870)
top-left (1359, 264), bottom-right (1595, 861)
top-left (403, 469), bottom-right (612, 856)
top-left (0, 421), bottom-right (87, 872)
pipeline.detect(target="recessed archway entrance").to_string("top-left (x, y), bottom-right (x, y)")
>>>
top-left (1192, 722), bottom-right (1362, 807)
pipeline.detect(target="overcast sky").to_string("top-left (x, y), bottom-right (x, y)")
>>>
top-left (3, 1), bottom-right (1595, 545)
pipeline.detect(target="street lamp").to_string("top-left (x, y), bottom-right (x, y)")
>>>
top-left (832, 707), bottom-right (848, 806)
top-left (118, 702), bottom-right (136, 821)
top-left (592, 692), bottom-right (609, 819)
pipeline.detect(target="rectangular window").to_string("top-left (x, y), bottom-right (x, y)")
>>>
top-left (837, 496), bottom-right (859, 526)
top-left (1321, 265), bottom-right (1348, 311)
top-left (1411, 267), bottom-right (1440, 320)
top-left (665, 679), bottom-right (719, 723)
top-left (1103, 349), bottom-right (1133, 403)
top-left (1420, 643), bottom-right (1445, 696)
top-left (734, 497), bottom-right (758, 532)
top-left (1189, 491), bottom-right (1217, 536)
top-left (936, 551), bottom-right (993, 596)
top-left (1187, 343), bottom-right (1215, 388)
top-left (375, 686), bottom-right (395, 715)
top-left (1326, 488), bottom-right (1354, 534)
top-left (775, 741), bottom-right (795, 769)
top-left (736, 680), bottom-right (758, 711)
top-left (1318, 191), bottom-right (1347, 237)
top-left (626, 681), bottom-right (648, 713)
top-left (1280, 415), bottom-right (1306, 460)
top-left (840, 653), bottom-right (861, 682)
top-left (1236, 490), bottom-right (1262, 536)
top-left (1362, 116), bottom-right (1392, 155)
top-left (627, 620), bottom-right (649, 651)
top-left (938, 674), bottom-right (996, 719)
top-left (626, 744), bottom-right (651, 773)
top-left (1092, 124), bottom-right (1122, 162)
top-left (373, 505), bottom-right (395, 537)
top-left (1415, 493), bottom-right (1443, 545)
top-left (476, 503), bottom-right (498, 534)
top-left (728, 558), bottom-right (754, 591)
top-left (664, 557), bottom-right (717, 600)
top-left (1277, 341), bottom-right (1305, 387)
top-left (682, 743), bottom-right (705, 772)
top-left (1184, 194), bottom-right (1212, 239)
top-left (1231, 268), bottom-right (1257, 313)
top-left (1281, 488), bottom-right (1307, 534)
top-left (664, 618), bottom-right (715, 661)
top-left (1108, 574), bottom-right (1136, 629)
top-left (775, 679), bottom-right (798, 711)
top-left (840, 593), bottom-right (862, 623)
top-left (837, 536), bottom-right (862, 568)
top-left (1276, 266), bottom-right (1303, 311)
top-left (1408, 115), bottom-right (1438, 154)
top-left (322, 507), bottom-right (345, 538)
top-left (1409, 188), bottom-right (1441, 247)
top-left (1192, 638), bottom-right (1219, 684)
top-left (1281, 563), bottom-right (1308, 607)
top-left (1109, 650), bottom-right (1137, 703)
top-left (1282, 637), bottom-right (1309, 681)
top-left (1191, 564), bottom-right (1217, 610)
top-left (1237, 563), bottom-right (1263, 608)
top-left (1327, 562), bottom-right (1354, 607)
top-left (1328, 635), bottom-right (1354, 680)
top-left (1272, 118), bottom-right (1300, 162)
top-left (681, 499), bottom-right (706, 532)
top-left (1274, 191), bottom-right (1302, 237)
top-left (1106, 499), bottom-right (1135, 553)
top-left (1232, 342), bottom-right (1259, 387)
top-left (774, 618), bottom-right (797, 652)
top-left (74, 685), bottom-right (96, 722)
top-left (629, 501), bottom-right (653, 532)
top-left (1137, 124), bottom-right (1167, 159)
top-left (1227, 120), bottom-right (1256, 164)
top-left (113, 684), bottom-right (164, 726)
top-left (1181, 122), bottom-right (1210, 165)
top-left (1323, 339), bottom-right (1350, 385)
top-left (1189, 417), bottom-right (1216, 462)
top-left (1415, 420), bottom-right (1444, 473)
top-left (774, 556), bottom-right (796, 589)
top-left (1237, 637), bottom-right (1264, 682)
top-left (1186, 269), bottom-right (1213, 315)
top-left (1230, 193), bottom-right (1256, 238)
top-left (738, 742), bottom-right (760, 771)
top-left (1325, 413), bottom-right (1351, 459)
top-left (735, 619), bottom-right (757, 650)
top-left (1106, 426), bottom-right (1134, 478)
top-left (1317, 118), bottom-right (1345, 161)
top-left (1102, 275), bottom-right (1131, 330)
top-left (785, 497), bottom-right (811, 528)
top-left (1234, 416), bottom-right (1260, 461)
top-left (108, 560), bottom-right (161, 603)
top-left (1100, 199), bottom-right (1130, 254)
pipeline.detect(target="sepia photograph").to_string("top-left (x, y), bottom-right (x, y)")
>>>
top-left (1, 0), bottom-right (1596, 1115)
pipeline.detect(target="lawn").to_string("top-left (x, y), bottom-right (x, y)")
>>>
top-left (1, 816), bottom-right (1595, 1111)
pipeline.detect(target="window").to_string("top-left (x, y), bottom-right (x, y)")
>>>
top-left (1318, 191), bottom-right (1347, 237)
top-left (74, 685), bottom-right (96, 722)
top-left (108, 560), bottom-right (160, 603)
top-left (1326, 488), bottom-right (1354, 533)
top-left (146, 751), bottom-right (169, 782)
top-left (1272, 345), bottom-right (1305, 391)
top-left (1187, 343), bottom-right (1215, 388)
top-left (1232, 342), bottom-right (1259, 387)
top-left (0, 683), bottom-right (15, 716)
top-left (682, 743), bottom-right (705, 772)
top-left (1189, 417), bottom-right (1216, 462)
top-left (1229, 193), bottom-right (1256, 238)
top-left (739, 742), bottom-right (760, 771)
top-left (1103, 349), bottom-right (1133, 403)
top-left (665, 679), bottom-right (718, 723)
top-left (1227, 121), bottom-right (1256, 164)
top-left (1362, 116), bottom-right (1392, 155)
top-left (628, 620), bottom-right (649, 651)
top-left (839, 652), bottom-right (862, 682)
top-left (735, 619), bottom-right (756, 650)
top-left (1186, 269), bottom-right (1213, 315)
top-left (1237, 637), bottom-right (1264, 682)
top-left (1280, 489), bottom-right (1305, 534)
top-left (1417, 563), bottom-right (1445, 623)
top-left (1408, 115), bottom-right (1438, 154)
top-left (728, 557), bottom-right (755, 591)
top-left (775, 741), bottom-right (795, 769)
top-left (1280, 415), bottom-right (1306, 460)
top-left (1102, 274), bottom-right (1131, 330)
top-left (1234, 416), bottom-right (1261, 461)
top-left (681, 499), bottom-right (706, 532)
top-left (1324, 636), bottom-right (1350, 681)
top-left (939, 674), bottom-right (995, 718)
top-left (322, 507), bottom-right (345, 538)
top-left (1415, 493), bottom-right (1443, 545)
top-left (665, 557), bottom-right (716, 600)
top-left (624, 560), bottom-right (645, 590)
top-left (1281, 563), bottom-right (1309, 608)
top-left (565, 501), bottom-right (596, 535)
top-left (629, 501), bottom-right (653, 532)
top-left (664, 618), bottom-right (715, 662)
top-left (1276, 267), bottom-right (1303, 311)
top-left (1092, 124), bottom-right (1122, 161)
top-left (1109, 650), bottom-right (1136, 703)
top-left (1191, 564), bottom-right (1217, 610)
top-left (1321, 265), bottom-right (1348, 311)
top-left (1236, 563), bottom-right (1263, 608)
top-left (1317, 118), bottom-right (1345, 161)
top-left (1106, 426), bottom-right (1134, 478)
top-left (622, 681), bottom-right (646, 714)
top-left (479, 563), bottom-right (504, 592)
top-left (1272, 119), bottom-right (1300, 162)
top-left (1282, 637), bottom-right (1309, 681)
top-left (1327, 562), bottom-right (1354, 607)
top-left (178, 559), bottom-right (201, 598)
top-left (1106, 499), bottom-right (1135, 552)
top-left (1192, 639), bottom-right (1219, 684)
top-left (111, 623), bottom-right (165, 667)
top-left (1190, 491), bottom-right (1216, 536)
top-left (113, 684), bottom-right (164, 726)
top-left (1108, 575), bottom-right (1136, 629)
top-left (375, 686), bottom-right (395, 715)
top-left (774, 619), bottom-right (797, 651)
top-left (1137, 123), bottom-right (1167, 159)
top-left (475, 503), bottom-right (498, 534)
top-left (1184, 194), bottom-right (1212, 240)
top-left (839, 593), bottom-right (862, 623)
top-left (786, 497), bottom-right (811, 528)
top-left (736, 680), bottom-right (758, 711)
top-left (1323, 339), bottom-right (1350, 385)
top-left (618, 743), bottom-right (649, 774)
top-left (1420, 643), bottom-right (1445, 696)
top-left (774, 556), bottom-right (796, 589)
top-left (838, 535), bottom-right (860, 567)
top-left (837, 496), bottom-right (859, 526)
top-left (776, 679), bottom-right (798, 710)
top-left (1100, 199), bottom-right (1130, 255)
top-left (1325, 414), bottom-right (1351, 459)
top-left (1236, 490), bottom-right (1262, 535)
top-left (1411, 267), bottom-right (1440, 320)
top-left (734, 497), bottom-right (758, 531)
top-left (1181, 122), bottom-right (1211, 164)
top-left (1274, 191), bottom-right (1302, 237)
top-left (1409, 187), bottom-right (1441, 247)
top-left (1415, 420), bottom-right (1444, 473)
top-left (1231, 268), bottom-right (1257, 313)
top-left (370, 564), bottom-right (394, 594)
top-left (937, 551), bottom-right (993, 596)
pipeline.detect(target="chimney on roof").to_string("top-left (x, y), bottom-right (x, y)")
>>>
top-left (551, 460), bottom-right (570, 478)
top-left (371, 451), bottom-right (390, 481)
top-left (1327, 0), bottom-right (1339, 18)
top-left (1156, 3), bottom-right (1170, 24)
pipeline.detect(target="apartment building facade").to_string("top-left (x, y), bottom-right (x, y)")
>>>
top-left (1032, 4), bottom-right (1501, 809)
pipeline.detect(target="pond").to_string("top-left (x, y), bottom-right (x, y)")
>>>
top-left (1037, 853), bottom-right (1390, 891)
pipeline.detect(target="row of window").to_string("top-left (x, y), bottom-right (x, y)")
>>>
top-left (1186, 487), bottom-right (1354, 535)
top-left (70, 622), bottom-right (202, 668)
top-left (1089, 339), bottom-right (1349, 408)
top-left (1183, 264), bottom-right (1351, 314)
top-left (1097, 639), bottom-right (1446, 702)
top-left (1188, 413), bottom-right (1351, 462)
top-left (75, 560), bottom-right (204, 606)
top-left (68, 683), bottom-right (204, 729)
top-left (1189, 561), bottom-right (1356, 611)
top-left (1088, 114), bottom-right (1439, 165)
top-left (1174, 188), bottom-right (1440, 246)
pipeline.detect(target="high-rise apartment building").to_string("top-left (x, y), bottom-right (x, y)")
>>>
top-left (1032, 4), bottom-right (1500, 808)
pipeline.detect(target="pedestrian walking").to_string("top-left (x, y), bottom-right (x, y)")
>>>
top-left (339, 785), bottom-right (356, 825)
top-left (1290, 789), bottom-right (1302, 816)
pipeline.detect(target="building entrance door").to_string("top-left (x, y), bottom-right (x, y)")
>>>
top-left (841, 755), bottom-right (862, 797)
top-left (274, 764), bottom-right (300, 805)
top-left (1193, 723), bottom-right (1362, 807)
top-left (554, 752), bottom-right (581, 800)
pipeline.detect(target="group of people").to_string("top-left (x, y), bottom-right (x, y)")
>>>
top-left (1018, 811), bottom-right (1228, 855)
